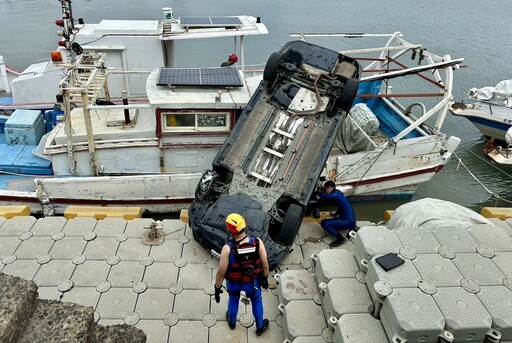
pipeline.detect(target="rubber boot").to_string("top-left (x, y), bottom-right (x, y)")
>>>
top-left (329, 234), bottom-right (346, 248)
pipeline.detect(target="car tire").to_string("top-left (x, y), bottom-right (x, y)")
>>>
top-left (334, 78), bottom-right (360, 114)
top-left (263, 51), bottom-right (284, 84)
top-left (278, 204), bottom-right (303, 245)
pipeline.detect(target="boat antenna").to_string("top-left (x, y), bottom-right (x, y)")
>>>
top-left (55, 0), bottom-right (77, 56)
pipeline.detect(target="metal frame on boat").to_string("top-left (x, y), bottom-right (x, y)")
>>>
top-left (291, 32), bottom-right (463, 201)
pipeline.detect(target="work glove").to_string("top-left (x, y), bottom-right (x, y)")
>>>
top-left (260, 275), bottom-right (269, 290)
top-left (214, 286), bottom-right (223, 303)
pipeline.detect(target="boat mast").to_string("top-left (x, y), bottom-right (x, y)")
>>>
top-left (55, 0), bottom-right (77, 62)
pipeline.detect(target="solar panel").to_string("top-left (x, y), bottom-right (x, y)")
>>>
top-left (210, 17), bottom-right (243, 25)
top-left (157, 67), bottom-right (243, 87)
top-left (179, 16), bottom-right (243, 27)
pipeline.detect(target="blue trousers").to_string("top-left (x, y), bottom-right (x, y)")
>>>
top-left (226, 279), bottom-right (264, 329)
top-left (321, 217), bottom-right (355, 237)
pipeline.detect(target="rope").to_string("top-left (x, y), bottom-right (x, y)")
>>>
top-left (445, 137), bottom-right (512, 205)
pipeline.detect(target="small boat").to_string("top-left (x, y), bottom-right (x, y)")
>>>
top-left (0, 2), bottom-right (463, 215)
top-left (451, 80), bottom-right (512, 142)
top-left (482, 127), bottom-right (512, 166)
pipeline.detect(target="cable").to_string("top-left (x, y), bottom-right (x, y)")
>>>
top-left (444, 136), bottom-right (512, 205)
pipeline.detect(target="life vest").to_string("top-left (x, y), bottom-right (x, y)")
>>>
top-left (226, 237), bottom-right (263, 283)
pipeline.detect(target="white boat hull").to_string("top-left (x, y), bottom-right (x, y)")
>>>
top-left (0, 173), bottom-right (202, 215)
top-left (0, 135), bottom-right (460, 215)
top-left (451, 104), bottom-right (512, 142)
top-left (328, 134), bottom-right (460, 201)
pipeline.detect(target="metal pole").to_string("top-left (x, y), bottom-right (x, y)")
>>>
top-left (122, 90), bottom-right (131, 124)
top-left (81, 91), bottom-right (100, 175)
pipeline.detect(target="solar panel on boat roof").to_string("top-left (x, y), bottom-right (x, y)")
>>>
top-left (157, 67), bottom-right (243, 87)
top-left (179, 16), bottom-right (242, 27)
top-left (210, 17), bottom-right (242, 25)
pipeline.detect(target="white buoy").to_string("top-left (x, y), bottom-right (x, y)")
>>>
top-left (506, 127), bottom-right (512, 145)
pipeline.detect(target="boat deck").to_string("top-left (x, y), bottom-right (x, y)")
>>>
top-left (0, 215), bottom-right (362, 342)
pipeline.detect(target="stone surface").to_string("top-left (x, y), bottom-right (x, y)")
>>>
top-left (0, 273), bottom-right (38, 343)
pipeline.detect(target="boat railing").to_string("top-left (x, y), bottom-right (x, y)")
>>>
top-left (458, 97), bottom-right (512, 114)
top-left (291, 32), bottom-right (462, 140)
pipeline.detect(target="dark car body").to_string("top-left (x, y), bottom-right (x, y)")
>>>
top-left (189, 40), bottom-right (361, 269)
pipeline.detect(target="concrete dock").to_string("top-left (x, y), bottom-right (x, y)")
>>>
top-left (2, 209), bottom-right (512, 343)
top-left (0, 214), bottom-right (365, 342)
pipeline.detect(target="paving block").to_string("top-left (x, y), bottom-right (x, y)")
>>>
top-left (381, 288), bottom-right (445, 343)
top-left (467, 224), bottom-right (512, 252)
top-left (412, 253), bottom-right (463, 287)
top-left (431, 226), bottom-right (478, 253)
top-left (313, 249), bottom-right (359, 284)
top-left (0, 273), bottom-right (38, 343)
top-left (333, 313), bottom-right (388, 343)
top-left (433, 287), bottom-right (493, 342)
top-left (394, 226), bottom-right (440, 253)
top-left (366, 255), bottom-right (421, 306)
top-left (0, 206), bottom-right (30, 219)
top-left (16, 298), bottom-right (94, 343)
top-left (452, 252), bottom-right (505, 286)
top-left (280, 300), bottom-right (326, 341)
top-left (493, 252), bottom-right (512, 278)
top-left (64, 206), bottom-right (142, 220)
top-left (275, 269), bottom-right (317, 305)
top-left (477, 286), bottom-right (512, 340)
top-left (353, 226), bottom-right (402, 270)
top-left (320, 278), bottom-right (373, 318)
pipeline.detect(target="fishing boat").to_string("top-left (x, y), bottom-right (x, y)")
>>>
top-left (0, 3), bottom-right (463, 215)
top-left (0, 1), bottom-right (267, 215)
top-left (450, 80), bottom-right (512, 143)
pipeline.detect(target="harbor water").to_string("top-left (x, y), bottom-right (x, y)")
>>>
top-left (1, 0), bottom-right (512, 220)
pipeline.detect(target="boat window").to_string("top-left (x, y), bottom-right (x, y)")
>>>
top-left (163, 112), bottom-right (230, 132)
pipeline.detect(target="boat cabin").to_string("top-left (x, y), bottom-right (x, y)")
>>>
top-left (44, 52), bottom-right (261, 177)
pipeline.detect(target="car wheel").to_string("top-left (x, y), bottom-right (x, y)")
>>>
top-left (263, 51), bottom-right (285, 84)
top-left (195, 170), bottom-right (219, 203)
top-left (278, 204), bottom-right (303, 245)
top-left (334, 78), bottom-right (360, 114)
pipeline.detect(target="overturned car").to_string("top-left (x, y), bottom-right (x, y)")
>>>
top-left (189, 40), bottom-right (361, 269)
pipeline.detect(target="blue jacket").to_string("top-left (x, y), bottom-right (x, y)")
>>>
top-left (315, 189), bottom-right (355, 222)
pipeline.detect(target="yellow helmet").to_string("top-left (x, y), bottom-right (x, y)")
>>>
top-left (226, 213), bottom-right (246, 235)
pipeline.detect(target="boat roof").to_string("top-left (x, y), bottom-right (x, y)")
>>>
top-left (146, 68), bottom-right (261, 109)
top-left (75, 15), bottom-right (268, 41)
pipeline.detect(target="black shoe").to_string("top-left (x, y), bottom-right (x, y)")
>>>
top-left (313, 208), bottom-right (321, 218)
top-left (256, 319), bottom-right (269, 336)
top-left (329, 235), bottom-right (346, 248)
top-left (226, 311), bottom-right (236, 330)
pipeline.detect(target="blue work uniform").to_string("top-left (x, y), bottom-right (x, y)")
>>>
top-left (226, 237), bottom-right (264, 329)
top-left (315, 189), bottom-right (356, 236)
